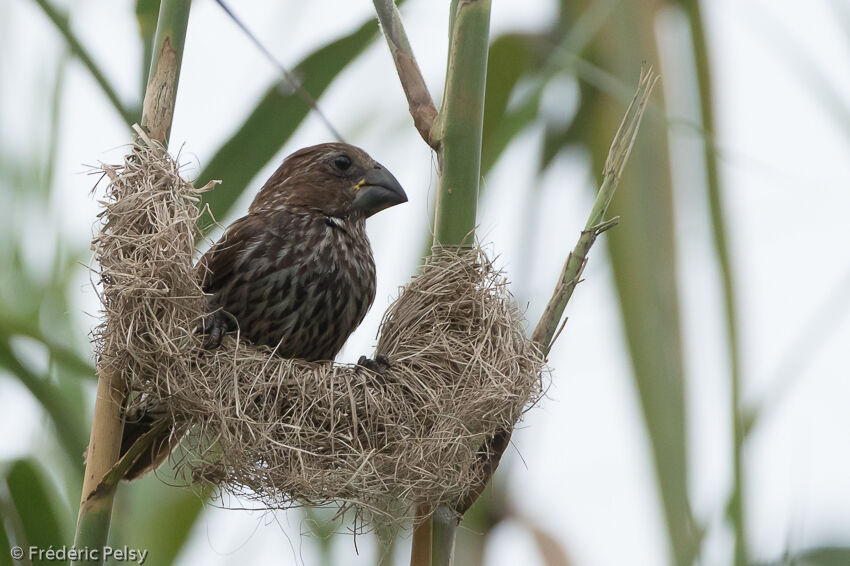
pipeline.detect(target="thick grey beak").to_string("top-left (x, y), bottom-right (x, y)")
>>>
top-left (352, 164), bottom-right (407, 217)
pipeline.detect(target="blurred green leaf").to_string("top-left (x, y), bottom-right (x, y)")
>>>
top-left (455, 483), bottom-right (504, 566)
top-left (832, 0), bottom-right (850, 44)
top-left (0, 516), bottom-right (11, 566)
top-left (0, 227), bottom-right (94, 385)
top-left (198, 18), bottom-right (380, 222)
top-left (39, 52), bottom-right (67, 195)
top-left (574, 2), bottom-right (697, 564)
top-left (481, 34), bottom-right (544, 174)
top-left (487, 0), bottom-right (623, 174)
top-left (485, 92), bottom-right (542, 176)
top-left (32, 0), bottom-right (137, 125)
top-left (790, 547), bottom-right (850, 566)
top-left (672, 1), bottom-right (747, 563)
top-left (0, 320), bottom-right (93, 381)
top-left (109, 477), bottom-right (205, 566)
top-left (541, 0), bottom-right (619, 170)
top-left (301, 507), bottom-right (337, 566)
top-left (2, 242), bottom-right (42, 322)
top-left (4, 459), bottom-right (70, 561)
top-left (755, 547), bottom-right (850, 566)
top-left (0, 340), bottom-right (88, 465)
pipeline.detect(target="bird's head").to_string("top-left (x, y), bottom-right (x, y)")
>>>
top-left (249, 142), bottom-right (407, 219)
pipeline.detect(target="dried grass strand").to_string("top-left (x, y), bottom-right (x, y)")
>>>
top-left (92, 141), bottom-right (544, 523)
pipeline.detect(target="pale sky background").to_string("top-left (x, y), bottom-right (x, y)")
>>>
top-left (1, 1), bottom-right (849, 565)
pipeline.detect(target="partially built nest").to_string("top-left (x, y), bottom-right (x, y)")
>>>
top-left (92, 138), bottom-right (544, 522)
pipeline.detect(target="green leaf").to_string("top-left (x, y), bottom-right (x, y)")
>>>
top-left (0, 339), bottom-right (88, 465)
top-left (32, 0), bottom-right (137, 125)
top-left (539, 91), bottom-right (588, 171)
top-left (484, 92), bottom-right (542, 176)
top-left (481, 34), bottom-right (543, 175)
top-left (455, 482), bottom-right (503, 566)
top-left (674, 2), bottom-right (746, 563)
top-left (4, 459), bottom-right (70, 561)
top-left (109, 476), bottom-right (205, 566)
top-left (754, 547), bottom-right (850, 566)
top-left (0, 511), bottom-right (12, 566)
top-left (791, 547), bottom-right (850, 566)
top-left (197, 18), bottom-right (379, 222)
top-left (575, 2), bottom-right (696, 564)
top-left (301, 507), bottom-right (337, 566)
top-left (540, 0), bottom-right (623, 171)
top-left (0, 320), bottom-right (93, 381)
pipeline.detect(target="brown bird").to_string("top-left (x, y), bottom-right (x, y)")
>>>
top-left (120, 142), bottom-right (407, 479)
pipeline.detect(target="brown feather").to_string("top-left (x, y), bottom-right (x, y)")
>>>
top-left (120, 142), bottom-right (400, 479)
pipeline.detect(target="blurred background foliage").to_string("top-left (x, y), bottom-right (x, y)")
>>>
top-left (1, 0), bottom-right (849, 565)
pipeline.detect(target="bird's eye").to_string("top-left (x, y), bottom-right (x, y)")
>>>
top-left (333, 155), bottom-right (352, 171)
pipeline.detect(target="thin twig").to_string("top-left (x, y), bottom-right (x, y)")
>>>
top-left (373, 0), bottom-right (440, 150)
top-left (73, 3), bottom-right (192, 564)
top-left (456, 67), bottom-right (658, 518)
top-left (532, 67), bottom-right (658, 354)
top-left (213, 0), bottom-right (344, 142)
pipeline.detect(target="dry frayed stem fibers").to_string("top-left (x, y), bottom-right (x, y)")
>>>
top-left (532, 66), bottom-right (659, 353)
top-left (92, 133), bottom-right (544, 524)
top-left (372, 0), bottom-right (440, 151)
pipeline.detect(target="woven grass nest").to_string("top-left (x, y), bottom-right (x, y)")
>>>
top-left (92, 139), bottom-right (544, 522)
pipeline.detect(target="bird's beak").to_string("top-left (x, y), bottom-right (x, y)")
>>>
top-left (352, 164), bottom-right (407, 217)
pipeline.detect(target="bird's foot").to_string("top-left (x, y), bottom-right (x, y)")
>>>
top-left (356, 354), bottom-right (393, 379)
top-left (202, 309), bottom-right (230, 350)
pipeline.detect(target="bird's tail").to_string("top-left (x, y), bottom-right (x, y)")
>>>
top-left (119, 407), bottom-right (179, 480)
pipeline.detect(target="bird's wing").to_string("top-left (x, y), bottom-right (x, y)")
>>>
top-left (197, 212), bottom-right (274, 296)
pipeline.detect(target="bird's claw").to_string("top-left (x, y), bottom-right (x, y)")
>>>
top-left (357, 354), bottom-right (393, 378)
top-left (202, 310), bottom-right (230, 350)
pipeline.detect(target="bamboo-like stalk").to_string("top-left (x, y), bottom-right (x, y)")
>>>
top-left (139, 0), bottom-right (191, 144)
top-left (72, 3), bottom-right (192, 564)
top-left (409, 504), bottom-right (433, 566)
top-left (426, 2), bottom-right (491, 564)
top-left (70, 374), bottom-right (125, 566)
top-left (431, 0), bottom-right (490, 249)
top-left (373, 5), bottom-right (657, 566)
top-left (375, 1), bottom-right (491, 564)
